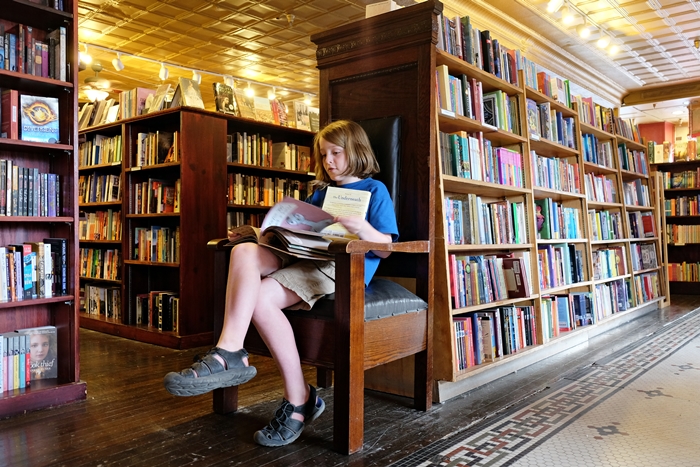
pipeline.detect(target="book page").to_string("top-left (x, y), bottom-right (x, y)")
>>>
top-left (320, 186), bottom-right (371, 238)
top-left (260, 197), bottom-right (335, 233)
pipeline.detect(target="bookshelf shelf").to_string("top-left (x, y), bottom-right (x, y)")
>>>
top-left (532, 187), bottom-right (585, 201)
top-left (590, 239), bottom-right (629, 245)
top-left (579, 121), bottom-right (615, 141)
top-left (0, 0), bottom-right (85, 415)
top-left (540, 281), bottom-right (592, 295)
top-left (442, 175), bottom-right (531, 197)
top-left (450, 295), bottom-right (540, 316)
top-left (123, 260), bottom-right (179, 267)
top-left (437, 114), bottom-right (527, 145)
top-left (447, 243), bottom-right (534, 252)
top-left (125, 213), bottom-right (180, 219)
top-left (79, 162), bottom-right (122, 172)
top-left (529, 138), bottom-right (579, 158)
top-left (625, 205), bottom-right (654, 212)
top-left (125, 162), bottom-right (181, 172)
top-left (620, 169), bottom-right (649, 180)
top-left (537, 238), bottom-right (588, 244)
top-left (586, 200), bottom-right (623, 209)
top-left (583, 161), bottom-right (617, 175)
top-left (436, 49), bottom-right (521, 94)
top-left (593, 274), bottom-right (631, 285)
top-left (79, 201), bottom-right (122, 208)
top-left (616, 135), bottom-right (645, 151)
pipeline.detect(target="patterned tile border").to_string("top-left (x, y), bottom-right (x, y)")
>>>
top-left (392, 308), bottom-right (700, 467)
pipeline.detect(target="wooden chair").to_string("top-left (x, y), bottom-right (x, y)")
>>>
top-left (208, 116), bottom-right (432, 454)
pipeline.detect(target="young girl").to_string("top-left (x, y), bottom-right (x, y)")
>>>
top-left (164, 120), bottom-right (398, 447)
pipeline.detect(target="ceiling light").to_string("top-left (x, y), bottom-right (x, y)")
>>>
top-left (224, 76), bottom-right (234, 87)
top-left (561, 6), bottom-right (575, 25)
top-left (683, 100), bottom-right (690, 106)
top-left (608, 44), bottom-right (620, 55)
top-left (79, 45), bottom-right (92, 65)
top-left (597, 33), bottom-right (611, 49)
top-left (112, 53), bottom-right (124, 72)
top-left (303, 94), bottom-right (312, 105)
top-left (547, 0), bottom-right (564, 13)
top-left (268, 87), bottom-right (276, 100)
top-left (85, 89), bottom-right (109, 102)
top-left (577, 22), bottom-right (591, 39)
top-left (673, 110), bottom-right (684, 115)
top-left (159, 63), bottom-right (168, 81)
top-left (192, 70), bottom-right (201, 85)
top-left (244, 83), bottom-right (254, 97)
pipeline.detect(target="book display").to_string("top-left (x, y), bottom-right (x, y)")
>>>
top-left (652, 158), bottom-right (700, 294)
top-left (309, 1), bottom-right (668, 401)
top-left (0, 0), bottom-right (85, 415)
top-left (77, 107), bottom-right (314, 348)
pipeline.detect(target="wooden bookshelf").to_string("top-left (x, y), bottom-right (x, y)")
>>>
top-left (0, 0), bottom-right (87, 416)
top-left (78, 108), bottom-right (315, 348)
top-left (310, 0), bottom-right (669, 402)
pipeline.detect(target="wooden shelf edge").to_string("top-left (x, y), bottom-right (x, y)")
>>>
top-left (450, 295), bottom-right (538, 315)
top-left (0, 381), bottom-right (86, 418)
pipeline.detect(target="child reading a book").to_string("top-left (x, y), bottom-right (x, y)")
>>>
top-left (164, 120), bottom-right (398, 447)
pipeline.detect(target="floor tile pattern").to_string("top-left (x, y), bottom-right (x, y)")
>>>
top-left (393, 309), bottom-right (700, 467)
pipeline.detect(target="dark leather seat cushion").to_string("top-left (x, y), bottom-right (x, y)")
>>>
top-left (285, 278), bottom-right (427, 321)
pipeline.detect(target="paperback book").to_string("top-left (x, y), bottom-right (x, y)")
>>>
top-left (16, 325), bottom-right (57, 381)
top-left (212, 83), bottom-right (239, 116)
top-left (226, 187), bottom-right (371, 260)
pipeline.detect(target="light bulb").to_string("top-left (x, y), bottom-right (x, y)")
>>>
top-left (268, 87), bottom-right (276, 100)
top-left (79, 45), bottom-right (92, 65)
top-left (112, 53), bottom-right (124, 71)
top-left (159, 63), bottom-right (169, 81)
top-left (597, 33), bottom-right (611, 49)
top-left (85, 89), bottom-right (109, 102)
top-left (192, 70), bottom-right (201, 85)
top-left (303, 94), bottom-right (311, 105)
top-left (561, 7), bottom-right (575, 25)
top-left (244, 84), bottom-right (254, 97)
top-left (608, 44), bottom-right (619, 56)
top-left (576, 23), bottom-right (591, 39)
top-left (546, 0), bottom-right (564, 13)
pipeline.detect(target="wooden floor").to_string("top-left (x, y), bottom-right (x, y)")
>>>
top-left (2, 295), bottom-right (699, 467)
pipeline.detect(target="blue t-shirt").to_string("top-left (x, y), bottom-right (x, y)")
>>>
top-left (307, 177), bottom-right (398, 285)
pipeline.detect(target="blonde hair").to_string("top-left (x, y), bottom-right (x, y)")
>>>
top-left (312, 120), bottom-right (380, 189)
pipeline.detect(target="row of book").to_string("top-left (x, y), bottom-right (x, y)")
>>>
top-left (78, 173), bottom-right (121, 204)
top-left (438, 131), bottom-right (525, 187)
top-left (227, 175), bottom-right (308, 208)
top-left (662, 170), bottom-right (700, 189)
top-left (572, 96), bottom-right (614, 133)
top-left (630, 243), bottom-right (658, 272)
top-left (532, 70), bottom-right (571, 108)
top-left (622, 179), bottom-right (650, 207)
top-left (444, 194), bottom-right (528, 246)
top-left (227, 211), bottom-right (264, 230)
top-left (449, 252), bottom-right (532, 310)
top-left (633, 272), bottom-right (661, 304)
top-left (1, 326), bottom-right (58, 393)
top-left (78, 98), bottom-right (120, 130)
top-left (530, 151), bottom-right (580, 194)
top-left (227, 132), bottom-right (312, 172)
top-left (526, 99), bottom-right (576, 149)
top-left (588, 209), bottom-right (623, 242)
top-left (133, 226), bottom-right (180, 263)
top-left (592, 246), bottom-right (627, 281)
top-left (0, 239), bottom-right (67, 303)
top-left (594, 278), bottom-right (632, 320)
top-left (667, 262), bottom-right (700, 282)
top-left (664, 196), bottom-right (700, 216)
top-left (135, 290), bottom-right (179, 332)
top-left (437, 14), bottom-right (530, 88)
top-left (537, 243), bottom-right (585, 291)
top-left (647, 140), bottom-right (676, 164)
top-left (618, 143), bottom-right (648, 175)
top-left (2, 89), bottom-right (61, 143)
top-left (666, 224), bottom-right (700, 245)
top-left (541, 292), bottom-right (594, 340)
top-left (584, 172), bottom-right (616, 204)
top-left (78, 134), bottom-right (123, 167)
top-left (628, 211), bottom-right (656, 238)
top-left (615, 118), bottom-right (642, 144)
top-left (0, 160), bottom-right (61, 216)
top-left (581, 133), bottom-right (614, 168)
top-left (453, 306), bottom-right (537, 371)
top-left (79, 248), bottom-right (120, 282)
top-left (79, 210), bottom-right (121, 242)
top-left (133, 178), bottom-right (180, 215)
top-left (0, 24), bottom-right (66, 80)
top-left (135, 131), bottom-right (180, 167)
top-left (83, 283), bottom-right (121, 320)
top-left (534, 198), bottom-right (583, 240)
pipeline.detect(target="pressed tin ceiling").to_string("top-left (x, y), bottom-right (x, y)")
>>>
top-left (77, 0), bottom-right (700, 123)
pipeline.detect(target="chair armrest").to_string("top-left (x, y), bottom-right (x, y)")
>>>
top-left (207, 238), bottom-right (230, 251)
top-left (328, 239), bottom-right (429, 254)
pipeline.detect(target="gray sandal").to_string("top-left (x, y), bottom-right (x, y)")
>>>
top-left (254, 385), bottom-right (325, 447)
top-left (163, 347), bottom-right (257, 396)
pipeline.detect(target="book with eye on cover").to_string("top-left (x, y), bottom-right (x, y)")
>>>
top-left (226, 188), bottom-right (371, 260)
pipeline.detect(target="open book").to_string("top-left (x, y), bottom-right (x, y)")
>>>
top-left (227, 187), bottom-right (371, 260)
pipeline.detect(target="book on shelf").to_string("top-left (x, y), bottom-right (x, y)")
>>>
top-left (19, 95), bottom-right (59, 143)
top-left (227, 187), bottom-right (371, 260)
top-left (308, 107), bottom-right (320, 132)
top-left (233, 88), bottom-right (257, 120)
top-left (212, 83), bottom-right (238, 116)
top-left (0, 332), bottom-right (29, 391)
top-left (15, 325), bottom-right (57, 381)
top-left (293, 101), bottom-right (311, 131)
top-left (43, 238), bottom-right (67, 296)
top-left (1, 89), bottom-right (19, 139)
top-left (170, 78), bottom-right (205, 109)
top-left (253, 96), bottom-right (276, 124)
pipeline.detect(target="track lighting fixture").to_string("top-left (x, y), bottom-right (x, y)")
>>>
top-left (546, 0), bottom-right (564, 13)
top-left (576, 22), bottom-right (591, 39)
top-left (79, 45), bottom-right (92, 65)
top-left (268, 87), bottom-right (276, 100)
top-left (192, 70), bottom-right (201, 85)
top-left (112, 52), bottom-right (124, 72)
top-left (597, 33), bottom-right (611, 49)
top-left (244, 82), bottom-right (254, 97)
top-left (159, 63), bottom-right (169, 81)
top-left (224, 76), bottom-right (234, 87)
top-left (303, 94), bottom-right (311, 105)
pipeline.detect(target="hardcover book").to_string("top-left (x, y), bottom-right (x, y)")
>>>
top-left (16, 325), bottom-right (58, 380)
top-left (20, 95), bottom-right (60, 143)
top-left (212, 83), bottom-right (238, 116)
top-left (171, 78), bottom-right (204, 109)
top-left (232, 88), bottom-right (257, 120)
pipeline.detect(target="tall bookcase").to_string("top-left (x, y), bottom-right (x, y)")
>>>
top-left (0, 0), bottom-right (86, 416)
top-left (311, 0), bottom-right (668, 402)
top-left (651, 158), bottom-right (700, 294)
top-left (78, 107), bottom-right (315, 349)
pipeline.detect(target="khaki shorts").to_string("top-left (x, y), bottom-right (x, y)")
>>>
top-left (267, 257), bottom-right (336, 310)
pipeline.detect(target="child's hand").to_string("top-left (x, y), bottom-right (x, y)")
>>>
top-left (334, 215), bottom-right (366, 236)
top-left (228, 228), bottom-right (241, 241)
